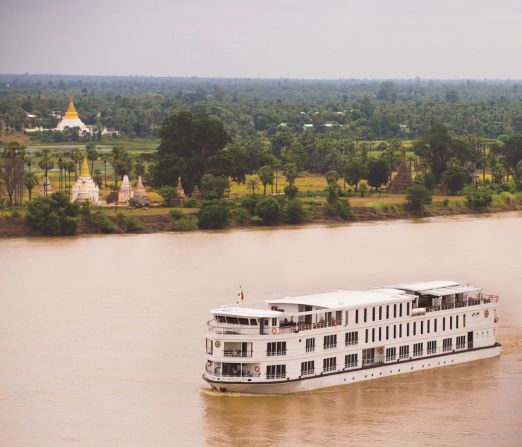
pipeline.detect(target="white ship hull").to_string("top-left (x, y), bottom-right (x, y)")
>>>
top-left (204, 343), bottom-right (501, 394)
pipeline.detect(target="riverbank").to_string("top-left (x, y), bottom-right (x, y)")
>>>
top-left (1, 202), bottom-right (521, 238)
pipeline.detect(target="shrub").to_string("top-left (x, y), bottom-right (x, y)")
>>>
top-left (201, 174), bottom-right (230, 200)
top-left (443, 198), bottom-right (449, 208)
top-left (173, 215), bottom-right (198, 231)
top-left (116, 214), bottom-right (145, 232)
top-left (230, 207), bottom-right (251, 226)
top-left (491, 191), bottom-right (515, 209)
top-left (406, 184), bottom-right (432, 214)
top-left (371, 201), bottom-right (400, 215)
top-left (26, 192), bottom-right (80, 235)
top-left (197, 201), bottom-right (230, 229)
top-left (424, 172), bottom-right (436, 191)
top-left (286, 199), bottom-right (306, 224)
top-left (169, 209), bottom-right (184, 220)
top-left (240, 195), bottom-right (261, 214)
top-left (442, 167), bottom-right (468, 195)
top-left (159, 185), bottom-right (178, 206)
top-left (88, 211), bottom-right (117, 233)
top-left (465, 187), bottom-right (492, 211)
top-left (254, 197), bottom-right (281, 225)
top-left (183, 198), bottom-right (200, 208)
top-left (284, 185), bottom-right (299, 199)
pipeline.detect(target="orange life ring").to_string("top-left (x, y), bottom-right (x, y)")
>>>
top-left (377, 347), bottom-right (384, 355)
top-left (215, 340), bottom-right (221, 348)
top-left (254, 365), bottom-right (260, 373)
top-left (484, 309), bottom-right (489, 318)
top-left (272, 327), bottom-right (278, 335)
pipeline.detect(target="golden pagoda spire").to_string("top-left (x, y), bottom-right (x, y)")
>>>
top-left (64, 95), bottom-right (79, 120)
top-left (81, 157), bottom-right (90, 177)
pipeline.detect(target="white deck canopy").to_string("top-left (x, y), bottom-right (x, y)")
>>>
top-left (423, 285), bottom-right (480, 296)
top-left (211, 306), bottom-right (282, 318)
top-left (386, 280), bottom-right (460, 293)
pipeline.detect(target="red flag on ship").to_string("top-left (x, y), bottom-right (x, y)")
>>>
top-left (238, 286), bottom-right (244, 304)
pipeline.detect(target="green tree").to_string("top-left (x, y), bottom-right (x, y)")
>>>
top-left (283, 163), bottom-right (299, 198)
top-left (495, 136), bottom-right (522, 174)
top-left (465, 187), bottom-right (492, 211)
top-left (325, 169), bottom-right (339, 186)
top-left (86, 142), bottom-right (98, 173)
top-left (38, 149), bottom-right (54, 196)
top-left (254, 196), bottom-right (281, 225)
top-left (258, 165), bottom-right (274, 195)
top-left (442, 166), bottom-right (468, 194)
top-left (159, 185), bottom-right (177, 206)
top-left (0, 142), bottom-right (26, 207)
top-left (491, 162), bottom-right (506, 184)
top-left (246, 176), bottom-right (260, 195)
top-left (367, 158), bottom-right (390, 190)
top-left (200, 173), bottom-right (230, 200)
top-left (406, 184), bottom-right (432, 214)
top-left (24, 171), bottom-right (38, 201)
top-left (286, 199), bottom-right (305, 224)
top-left (151, 111), bottom-right (230, 191)
top-left (344, 159), bottom-right (368, 191)
top-left (111, 146), bottom-right (133, 188)
top-left (197, 201), bottom-right (230, 229)
top-left (26, 192), bottom-right (79, 235)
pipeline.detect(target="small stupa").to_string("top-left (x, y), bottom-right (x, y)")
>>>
top-left (191, 185), bottom-right (202, 200)
top-left (71, 158), bottom-right (100, 204)
top-left (175, 176), bottom-right (186, 205)
top-left (388, 160), bottom-right (413, 193)
top-left (118, 174), bottom-right (134, 205)
top-left (39, 177), bottom-right (53, 197)
top-left (134, 176), bottom-right (147, 198)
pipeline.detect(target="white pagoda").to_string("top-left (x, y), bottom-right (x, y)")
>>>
top-left (71, 158), bottom-right (99, 204)
top-left (118, 175), bottom-right (134, 205)
top-left (56, 96), bottom-right (89, 132)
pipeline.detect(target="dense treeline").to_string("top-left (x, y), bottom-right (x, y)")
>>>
top-left (2, 75), bottom-right (522, 140)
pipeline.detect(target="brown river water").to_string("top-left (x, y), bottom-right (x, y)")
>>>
top-left (1, 212), bottom-right (522, 447)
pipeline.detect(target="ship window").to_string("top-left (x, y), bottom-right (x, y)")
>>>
top-left (306, 338), bottom-right (315, 352)
top-left (413, 322), bottom-right (416, 336)
top-left (323, 357), bottom-right (337, 372)
top-left (206, 339), bottom-right (213, 355)
top-left (386, 305), bottom-right (390, 319)
top-left (218, 316), bottom-right (226, 323)
top-left (379, 306), bottom-right (382, 320)
top-left (266, 364), bottom-right (286, 379)
top-left (413, 342), bottom-right (423, 357)
top-left (364, 308), bottom-right (367, 323)
top-left (345, 311), bottom-right (349, 325)
top-left (399, 345), bottom-right (409, 359)
top-left (345, 354), bottom-right (358, 368)
top-left (345, 331), bottom-right (358, 345)
top-left (420, 320), bottom-right (424, 335)
top-left (324, 334), bottom-right (337, 349)
top-left (362, 348), bottom-right (375, 366)
top-left (399, 324), bottom-right (402, 338)
top-left (324, 312), bottom-right (332, 323)
top-left (238, 318), bottom-right (249, 325)
top-left (427, 340), bottom-right (437, 354)
top-left (372, 328), bottom-right (375, 342)
top-left (463, 314), bottom-right (466, 328)
top-left (407, 323), bottom-right (410, 337)
top-left (443, 318), bottom-right (446, 331)
top-left (443, 338), bottom-right (452, 352)
top-left (372, 307), bottom-right (376, 322)
top-left (450, 316), bottom-right (453, 330)
top-left (355, 309), bottom-right (359, 324)
top-left (365, 329), bottom-right (369, 343)
top-left (386, 347), bottom-right (396, 361)
top-left (250, 319), bottom-right (258, 325)
top-left (267, 342), bottom-right (287, 356)
top-left (378, 327), bottom-right (382, 342)
top-left (407, 302), bottom-right (410, 316)
top-left (456, 336), bottom-right (465, 349)
top-left (393, 304), bottom-right (397, 318)
top-left (427, 320), bottom-right (430, 333)
top-left (226, 317), bottom-right (239, 325)
top-left (456, 315), bottom-right (459, 329)
top-left (393, 324), bottom-right (397, 339)
top-left (301, 361), bottom-right (314, 376)
top-left (272, 318), bottom-right (278, 327)
top-left (386, 326), bottom-right (389, 340)
top-left (399, 303), bottom-right (403, 317)
top-left (434, 318), bottom-right (438, 332)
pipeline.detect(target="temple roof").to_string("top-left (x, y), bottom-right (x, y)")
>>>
top-left (81, 157), bottom-right (90, 177)
top-left (64, 95), bottom-right (79, 120)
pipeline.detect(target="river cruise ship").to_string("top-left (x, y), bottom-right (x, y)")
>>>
top-left (203, 281), bottom-right (500, 394)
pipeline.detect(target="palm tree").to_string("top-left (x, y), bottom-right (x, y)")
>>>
top-left (71, 148), bottom-right (83, 179)
top-left (258, 165), bottom-right (274, 195)
top-left (38, 149), bottom-right (54, 197)
top-left (101, 154), bottom-right (109, 187)
top-left (86, 142), bottom-right (98, 173)
top-left (57, 157), bottom-right (64, 192)
top-left (24, 172), bottom-right (38, 202)
top-left (246, 176), bottom-right (259, 195)
top-left (25, 155), bottom-right (33, 173)
top-left (65, 161), bottom-right (75, 192)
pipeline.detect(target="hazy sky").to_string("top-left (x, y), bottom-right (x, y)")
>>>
top-left (1, 0), bottom-right (521, 79)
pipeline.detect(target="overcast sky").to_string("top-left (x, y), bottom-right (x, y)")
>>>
top-left (1, 0), bottom-right (521, 79)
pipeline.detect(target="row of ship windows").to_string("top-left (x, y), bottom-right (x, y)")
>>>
top-left (266, 337), bottom-right (467, 378)
top-left (267, 315), bottom-right (467, 356)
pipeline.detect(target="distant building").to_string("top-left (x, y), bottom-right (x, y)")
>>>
top-left (56, 96), bottom-right (89, 133)
top-left (71, 158), bottom-right (100, 204)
